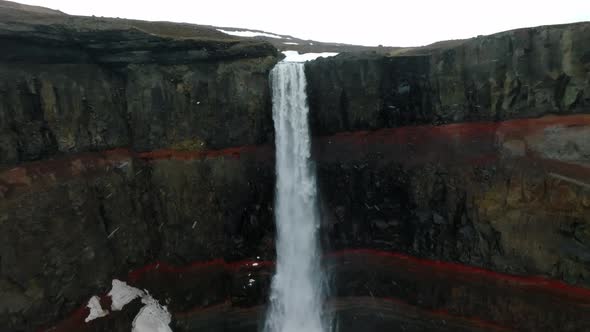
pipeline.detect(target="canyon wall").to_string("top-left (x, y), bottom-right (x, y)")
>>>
top-left (0, 2), bottom-right (589, 331)
top-left (0, 5), bottom-right (278, 330)
top-left (306, 22), bottom-right (590, 285)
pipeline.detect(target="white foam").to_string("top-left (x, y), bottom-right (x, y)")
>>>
top-left (283, 42), bottom-right (299, 45)
top-left (281, 50), bottom-right (338, 62)
top-left (217, 29), bottom-right (283, 39)
top-left (85, 296), bottom-right (108, 322)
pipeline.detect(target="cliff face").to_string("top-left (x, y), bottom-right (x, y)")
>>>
top-left (0, 18), bottom-right (278, 164)
top-left (1, 2), bottom-right (590, 331)
top-left (0, 4), bottom-right (278, 330)
top-left (306, 22), bottom-right (590, 286)
top-left (306, 22), bottom-right (590, 133)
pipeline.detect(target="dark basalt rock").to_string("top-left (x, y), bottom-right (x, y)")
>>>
top-left (43, 251), bottom-right (590, 332)
top-left (306, 54), bottom-right (435, 134)
top-left (1, 1), bottom-right (590, 331)
top-left (0, 149), bottom-right (276, 330)
top-left (305, 22), bottom-right (590, 135)
top-left (313, 115), bottom-right (590, 286)
top-left (0, 57), bottom-right (278, 165)
top-left (0, 1), bottom-right (280, 166)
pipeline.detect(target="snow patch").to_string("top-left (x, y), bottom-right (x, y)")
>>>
top-left (85, 296), bottom-right (108, 322)
top-left (217, 29), bottom-right (283, 39)
top-left (108, 279), bottom-right (144, 311)
top-left (281, 50), bottom-right (338, 62)
top-left (131, 294), bottom-right (172, 332)
top-left (283, 42), bottom-right (299, 45)
top-left (84, 279), bottom-right (173, 331)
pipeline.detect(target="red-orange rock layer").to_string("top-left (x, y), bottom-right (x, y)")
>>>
top-left (42, 248), bottom-right (590, 332)
top-left (5, 114), bottom-right (590, 191)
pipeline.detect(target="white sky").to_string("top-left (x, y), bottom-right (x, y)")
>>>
top-left (13, 0), bottom-right (590, 47)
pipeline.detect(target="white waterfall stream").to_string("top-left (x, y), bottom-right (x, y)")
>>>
top-left (263, 61), bottom-right (326, 332)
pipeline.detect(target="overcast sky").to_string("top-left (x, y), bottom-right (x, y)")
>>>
top-left (14, 0), bottom-right (590, 46)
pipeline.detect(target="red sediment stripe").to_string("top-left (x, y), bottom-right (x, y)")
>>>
top-left (38, 259), bottom-right (273, 332)
top-left (42, 248), bottom-right (590, 331)
top-left (126, 249), bottom-right (590, 303)
top-left (5, 114), bottom-right (590, 189)
top-left (136, 145), bottom-right (270, 161)
top-left (313, 114), bottom-right (590, 170)
top-left (331, 296), bottom-right (515, 332)
top-left (0, 145), bottom-right (272, 190)
top-left (327, 249), bottom-right (590, 303)
top-left (38, 294), bottom-right (113, 332)
top-left (172, 296), bottom-right (514, 332)
top-left (320, 114), bottom-right (590, 144)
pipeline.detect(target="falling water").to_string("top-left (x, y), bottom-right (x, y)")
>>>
top-left (263, 62), bottom-right (326, 332)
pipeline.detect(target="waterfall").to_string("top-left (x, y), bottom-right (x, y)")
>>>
top-left (264, 62), bottom-right (326, 332)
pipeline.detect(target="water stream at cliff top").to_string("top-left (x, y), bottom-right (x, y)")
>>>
top-left (263, 62), bottom-right (326, 332)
